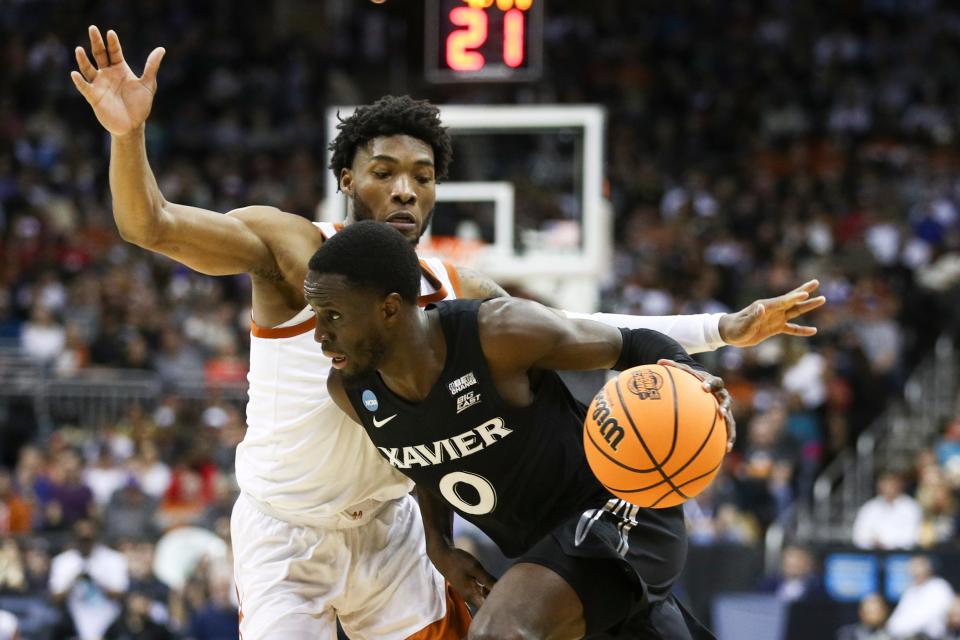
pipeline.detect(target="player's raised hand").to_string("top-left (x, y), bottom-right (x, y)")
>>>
top-left (718, 279), bottom-right (826, 349)
top-left (658, 359), bottom-right (736, 451)
top-left (70, 26), bottom-right (165, 136)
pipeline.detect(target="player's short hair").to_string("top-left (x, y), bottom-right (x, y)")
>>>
top-left (308, 221), bottom-right (421, 304)
top-left (328, 95), bottom-right (453, 187)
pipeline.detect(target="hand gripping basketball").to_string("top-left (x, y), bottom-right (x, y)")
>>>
top-left (583, 363), bottom-right (731, 509)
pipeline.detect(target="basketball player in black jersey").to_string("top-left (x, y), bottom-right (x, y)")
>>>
top-left (307, 221), bottom-right (726, 639)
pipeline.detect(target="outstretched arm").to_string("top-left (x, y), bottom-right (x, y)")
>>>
top-left (456, 266), bottom-right (825, 353)
top-left (479, 297), bottom-right (735, 448)
top-left (478, 297), bottom-right (694, 373)
top-left (72, 26), bottom-right (319, 278)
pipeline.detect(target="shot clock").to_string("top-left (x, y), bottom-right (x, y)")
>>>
top-left (426, 0), bottom-right (543, 82)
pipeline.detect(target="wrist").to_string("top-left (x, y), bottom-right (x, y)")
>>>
top-left (425, 535), bottom-right (455, 557)
top-left (718, 313), bottom-right (733, 344)
top-left (112, 124), bottom-right (146, 144)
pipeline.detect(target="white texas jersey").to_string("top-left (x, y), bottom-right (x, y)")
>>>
top-left (235, 221), bottom-right (462, 525)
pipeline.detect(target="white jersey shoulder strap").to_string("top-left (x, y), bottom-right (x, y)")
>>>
top-left (314, 221), bottom-right (343, 239)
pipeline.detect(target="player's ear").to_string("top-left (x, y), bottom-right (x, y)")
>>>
top-left (382, 293), bottom-right (403, 324)
top-left (340, 168), bottom-right (354, 195)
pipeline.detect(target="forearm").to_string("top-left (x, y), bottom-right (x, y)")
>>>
top-left (563, 311), bottom-right (725, 355)
top-left (109, 126), bottom-right (168, 245)
top-left (416, 486), bottom-right (454, 554)
top-left (613, 328), bottom-right (706, 373)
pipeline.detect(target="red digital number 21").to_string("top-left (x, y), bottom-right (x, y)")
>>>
top-left (447, 7), bottom-right (488, 71)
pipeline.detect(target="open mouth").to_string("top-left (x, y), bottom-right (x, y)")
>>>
top-left (323, 348), bottom-right (348, 369)
top-left (385, 211), bottom-right (418, 233)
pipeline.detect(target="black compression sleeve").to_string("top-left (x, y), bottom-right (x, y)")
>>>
top-left (613, 328), bottom-right (707, 373)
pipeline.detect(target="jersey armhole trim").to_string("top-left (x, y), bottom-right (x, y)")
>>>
top-left (250, 315), bottom-right (317, 339)
top-left (418, 259), bottom-right (449, 306)
top-left (443, 261), bottom-right (463, 299)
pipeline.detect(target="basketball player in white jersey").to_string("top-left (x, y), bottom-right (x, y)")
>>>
top-left (71, 26), bottom-right (825, 639)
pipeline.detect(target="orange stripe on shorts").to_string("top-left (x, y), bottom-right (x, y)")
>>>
top-left (405, 582), bottom-right (472, 640)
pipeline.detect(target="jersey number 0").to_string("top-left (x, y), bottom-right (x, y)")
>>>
top-left (439, 471), bottom-right (497, 515)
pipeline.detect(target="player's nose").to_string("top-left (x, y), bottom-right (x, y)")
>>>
top-left (391, 175), bottom-right (416, 205)
top-left (313, 324), bottom-right (331, 344)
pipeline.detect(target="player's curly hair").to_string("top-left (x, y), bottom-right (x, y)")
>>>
top-left (307, 221), bottom-right (421, 304)
top-left (328, 95), bottom-right (453, 188)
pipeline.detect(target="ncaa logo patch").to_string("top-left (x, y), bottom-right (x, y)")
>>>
top-left (362, 390), bottom-right (379, 412)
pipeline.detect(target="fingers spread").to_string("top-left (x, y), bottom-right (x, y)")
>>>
top-left (88, 25), bottom-right (109, 68)
top-left (783, 323), bottom-right (817, 336)
top-left (141, 47), bottom-right (166, 89)
top-left (106, 29), bottom-right (125, 64)
top-left (69, 71), bottom-right (92, 99)
top-left (75, 47), bottom-right (97, 82)
top-left (789, 296), bottom-right (827, 317)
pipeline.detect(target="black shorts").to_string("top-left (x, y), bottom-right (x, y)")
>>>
top-left (516, 497), bottom-right (713, 638)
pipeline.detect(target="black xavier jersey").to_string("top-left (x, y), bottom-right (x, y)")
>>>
top-left (343, 299), bottom-right (642, 557)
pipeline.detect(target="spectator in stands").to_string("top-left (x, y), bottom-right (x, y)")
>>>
top-left (158, 467), bottom-right (211, 530)
top-left (128, 441), bottom-right (171, 500)
top-left (917, 471), bottom-right (957, 548)
top-left (195, 475), bottom-right (236, 533)
top-left (886, 556), bottom-right (954, 639)
top-left (83, 445), bottom-right (127, 509)
top-left (49, 517), bottom-right (129, 640)
top-left (734, 407), bottom-right (800, 527)
top-left (852, 471), bottom-right (922, 549)
top-left (0, 538), bottom-right (25, 594)
top-left (104, 591), bottom-right (174, 640)
top-left (103, 480), bottom-right (159, 544)
top-left (936, 416), bottom-right (960, 485)
top-left (14, 446), bottom-right (47, 524)
top-left (758, 544), bottom-right (825, 602)
top-left (19, 305), bottom-right (65, 365)
top-left (0, 469), bottom-right (31, 534)
top-left (836, 593), bottom-right (892, 640)
top-left (186, 570), bottom-right (237, 640)
top-left (21, 537), bottom-right (50, 596)
top-left (120, 540), bottom-right (171, 624)
top-left (684, 470), bottom-right (761, 545)
top-left (44, 450), bottom-right (92, 530)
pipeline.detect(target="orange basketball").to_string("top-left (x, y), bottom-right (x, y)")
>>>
top-left (583, 365), bottom-right (727, 508)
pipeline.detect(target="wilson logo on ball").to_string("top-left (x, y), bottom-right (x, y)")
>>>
top-left (590, 391), bottom-right (625, 451)
top-left (583, 365), bottom-right (727, 509)
top-left (627, 369), bottom-right (662, 400)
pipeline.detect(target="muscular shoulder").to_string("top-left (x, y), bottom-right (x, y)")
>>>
top-left (477, 297), bottom-right (565, 369)
top-left (454, 265), bottom-right (509, 299)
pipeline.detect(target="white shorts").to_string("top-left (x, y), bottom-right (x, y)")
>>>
top-left (231, 492), bottom-right (461, 640)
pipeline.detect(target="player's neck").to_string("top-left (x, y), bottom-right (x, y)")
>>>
top-left (378, 308), bottom-right (446, 402)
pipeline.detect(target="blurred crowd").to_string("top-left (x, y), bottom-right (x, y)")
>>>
top-left (742, 411), bottom-right (960, 638)
top-left (0, 398), bottom-right (241, 639)
top-left (2, 0), bottom-right (960, 637)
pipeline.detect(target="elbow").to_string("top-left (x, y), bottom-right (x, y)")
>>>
top-left (114, 209), bottom-right (165, 249)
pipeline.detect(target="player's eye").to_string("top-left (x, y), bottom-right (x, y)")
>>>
top-left (328, 311), bottom-right (342, 322)
top-left (373, 170), bottom-right (390, 179)
top-left (416, 175), bottom-right (433, 185)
